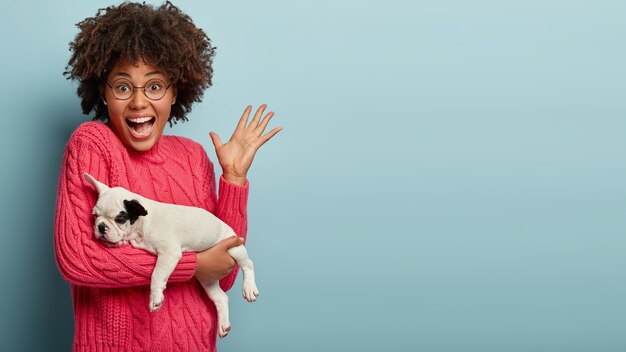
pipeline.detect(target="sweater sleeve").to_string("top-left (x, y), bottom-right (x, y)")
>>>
top-left (54, 123), bottom-right (197, 288)
top-left (197, 147), bottom-right (249, 292)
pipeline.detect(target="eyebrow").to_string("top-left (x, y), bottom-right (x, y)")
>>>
top-left (111, 70), bottom-right (164, 78)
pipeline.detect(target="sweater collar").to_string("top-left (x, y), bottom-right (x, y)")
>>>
top-left (126, 137), bottom-right (166, 164)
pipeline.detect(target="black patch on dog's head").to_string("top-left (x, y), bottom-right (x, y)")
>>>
top-left (123, 199), bottom-right (148, 224)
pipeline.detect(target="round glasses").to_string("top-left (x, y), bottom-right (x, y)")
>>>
top-left (106, 78), bottom-right (172, 101)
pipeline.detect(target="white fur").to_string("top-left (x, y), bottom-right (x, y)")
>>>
top-left (84, 173), bottom-right (259, 338)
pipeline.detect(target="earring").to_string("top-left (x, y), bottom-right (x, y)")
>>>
top-left (101, 96), bottom-right (107, 105)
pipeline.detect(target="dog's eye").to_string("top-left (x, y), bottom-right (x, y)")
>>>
top-left (114, 214), bottom-right (128, 224)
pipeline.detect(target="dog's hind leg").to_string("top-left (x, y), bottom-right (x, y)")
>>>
top-left (203, 281), bottom-right (231, 338)
top-left (227, 244), bottom-right (259, 302)
top-left (149, 248), bottom-right (182, 312)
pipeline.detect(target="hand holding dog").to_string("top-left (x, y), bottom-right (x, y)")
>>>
top-left (209, 104), bottom-right (282, 186)
top-left (195, 236), bottom-right (244, 283)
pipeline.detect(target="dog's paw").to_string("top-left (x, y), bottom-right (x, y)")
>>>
top-left (149, 292), bottom-right (164, 312)
top-left (242, 281), bottom-right (259, 302)
top-left (149, 301), bottom-right (163, 312)
top-left (218, 323), bottom-right (231, 338)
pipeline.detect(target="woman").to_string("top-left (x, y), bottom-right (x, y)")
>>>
top-left (54, 2), bottom-right (281, 351)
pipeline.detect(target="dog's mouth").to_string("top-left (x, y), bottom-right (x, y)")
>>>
top-left (99, 235), bottom-right (127, 247)
top-left (126, 116), bottom-right (156, 139)
top-left (99, 237), bottom-right (122, 247)
top-left (95, 226), bottom-right (125, 247)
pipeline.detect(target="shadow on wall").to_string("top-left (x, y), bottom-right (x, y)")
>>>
top-left (10, 100), bottom-right (86, 351)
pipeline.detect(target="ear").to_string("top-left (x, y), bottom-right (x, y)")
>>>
top-left (124, 199), bottom-right (148, 225)
top-left (99, 84), bottom-right (108, 105)
top-left (84, 173), bottom-right (110, 194)
top-left (171, 86), bottom-right (177, 105)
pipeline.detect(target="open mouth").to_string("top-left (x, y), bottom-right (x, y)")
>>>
top-left (126, 116), bottom-right (156, 139)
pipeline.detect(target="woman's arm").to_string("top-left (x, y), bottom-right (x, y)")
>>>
top-left (195, 105), bottom-right (281, 291)
top-left (54, 123), bottom-right (197, 288)
top-left (195, 146), bottom-right (249, 291)
top-left (215, 176), bottom-right (250, 291)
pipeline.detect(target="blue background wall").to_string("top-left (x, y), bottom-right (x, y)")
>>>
top-left (1, 0), bottom-right (625, 351)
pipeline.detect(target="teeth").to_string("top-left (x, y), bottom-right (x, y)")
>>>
top-left (127, 117), bottom-right (154, 123)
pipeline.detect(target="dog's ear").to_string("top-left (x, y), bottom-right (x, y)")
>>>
top-left (84, 173), bottom-right (110, 194)
top-left (124, 199), bottom-right (148, 224)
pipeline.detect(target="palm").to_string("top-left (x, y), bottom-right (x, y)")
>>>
top-left (216, 133), bottom-right (255, 176)
top-left (210, 105), bottom-right (282, 184)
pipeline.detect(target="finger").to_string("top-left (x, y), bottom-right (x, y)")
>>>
top-left (256, 126), bottom-right (283, 148)
top-left (219, 236), bottom-right (244, 250)
top-left (249, 104), bottom-right (267, 129)
top-left (209, 132), bottom-right (223, 149)
top-left (234, 105), bottom-right (253, 136)
top-left (255, 111), bottom-right (275, 135)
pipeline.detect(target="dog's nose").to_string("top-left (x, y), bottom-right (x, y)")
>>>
top-left (97, 222), bottom-right (107, 235)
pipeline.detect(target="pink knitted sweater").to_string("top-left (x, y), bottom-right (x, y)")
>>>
top-left (54, 122), bottom-right (249, 351)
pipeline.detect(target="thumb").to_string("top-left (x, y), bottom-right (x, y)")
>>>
top-left (209, 132), bottom-right (223, 149)
top-left (219, 236), bottom-right (244, 249)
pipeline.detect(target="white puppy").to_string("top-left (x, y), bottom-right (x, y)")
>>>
top-left (84, 173), bottom-right (259, 338)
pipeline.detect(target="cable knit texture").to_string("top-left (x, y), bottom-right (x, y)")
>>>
top-left (54, 122), bottom-right (249, 352)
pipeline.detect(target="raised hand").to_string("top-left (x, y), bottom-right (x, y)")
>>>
top-left (209, 104), bottom-right (282, 185)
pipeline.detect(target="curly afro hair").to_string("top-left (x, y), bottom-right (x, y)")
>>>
top-left (64, 1), bottom-right (216, 125)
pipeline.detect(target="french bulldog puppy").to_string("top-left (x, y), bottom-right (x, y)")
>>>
top-left (83, 173), bottom-right (259, 338)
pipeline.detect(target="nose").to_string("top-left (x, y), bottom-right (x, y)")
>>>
top-left (98, 222), bottom-right (107, 235)
top-left (129, 89), bottom-right (150, 110)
